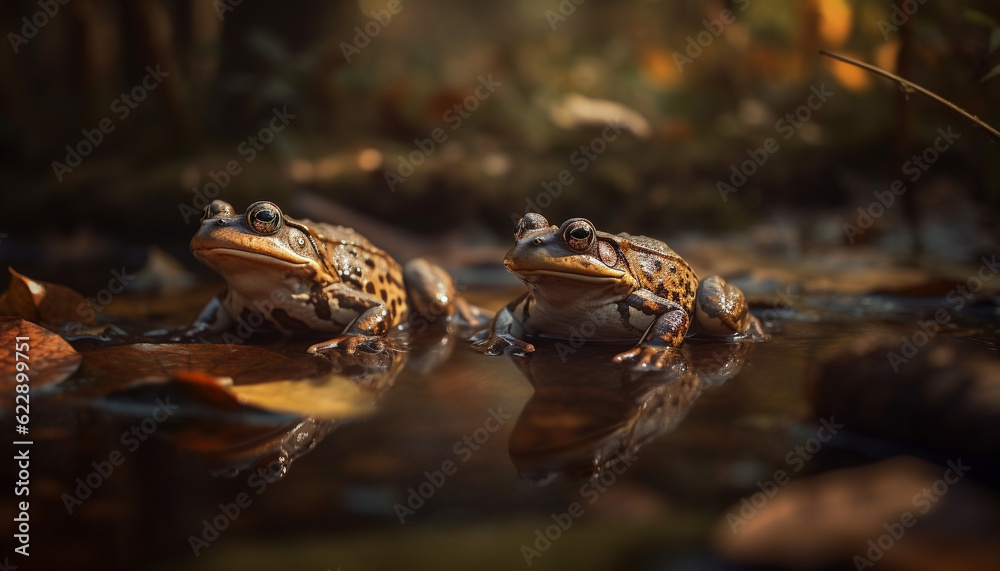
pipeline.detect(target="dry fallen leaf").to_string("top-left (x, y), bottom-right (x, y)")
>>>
top-left (0, 316), bottom-right (82, 407)
top-left (0, 267), bottom-right (97, 332)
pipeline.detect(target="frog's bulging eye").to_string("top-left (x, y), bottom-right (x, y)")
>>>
top-left (562, 219), bottom-right (596, 252)
top-left (246, 201), bottom-right (283, 235)
top-left (201, 200), bottom-right (235, 222)
top-left (515, 212), bottom-right (549, 240)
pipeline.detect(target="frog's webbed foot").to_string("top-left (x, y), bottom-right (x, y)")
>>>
top-left (469, 330), bottom-right (535, 357)
top-left (613, 307), bottom-right (688, 370)
top-left (469, 302), bottom-right (531, 356)
top-left (694, 275), bottom-right (767, 340)
top-left (403, 258), bottom-right (494, 329)
top-left (612, 345), bottom-right (685, 372)
top-left (308, 334), bottom-right (386, 358)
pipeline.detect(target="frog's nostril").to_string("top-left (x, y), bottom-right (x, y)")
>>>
top-left (533, 238), bottom-right (542, 245)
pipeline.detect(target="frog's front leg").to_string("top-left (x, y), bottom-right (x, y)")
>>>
top-left (182, 293), bottom-right (234, 338)
top-left (308, 287), bottom-right (391, 357)
top-left (470, 293), bottom-right (535, 356)
top-left (612, 291), bottom-right (690, 370)
top-left (694, 276), bottom-right (766, 340)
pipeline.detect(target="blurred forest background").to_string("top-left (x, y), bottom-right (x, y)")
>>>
top-left (1, 0), bottom-right (999, 288)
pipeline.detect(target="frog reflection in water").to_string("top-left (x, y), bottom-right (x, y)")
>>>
top-left (193, 348), bottom-right (407, 482)
top-left (508, 340), bottom-right (752, 483)
top-left (473, 213), bottom-right (765, 369)
top-left (190, 200), bottom-right (490, 355)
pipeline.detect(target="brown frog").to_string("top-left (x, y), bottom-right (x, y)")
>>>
top-left (190, 200), bottom-right (489, 355)
top-left (471, 213), bottom-right (764, 368)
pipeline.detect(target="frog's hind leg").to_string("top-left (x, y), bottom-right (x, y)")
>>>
top-left (694, 276), bottom-right (766, 340)
top-left (403, 258), bottom-right (493, 328)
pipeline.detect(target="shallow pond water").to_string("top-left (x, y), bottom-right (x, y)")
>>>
top-left (4, 286), bottom-right (1000, 571)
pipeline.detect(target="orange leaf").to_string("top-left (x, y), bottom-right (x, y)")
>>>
top-left (0, 317), bottom-right (82, 407)
top-left (0, 267), bottom-right (96, 331)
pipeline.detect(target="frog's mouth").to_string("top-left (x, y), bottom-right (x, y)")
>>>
top-left (512, 268), bottom-right (626, 284)
top-left (193, 247), bottom-right (309, 269)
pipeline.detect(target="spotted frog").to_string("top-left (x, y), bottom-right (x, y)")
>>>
top-left (471, 213), bottom-right (764, 368)
top-left (190, 200), bottom-right (489, 355)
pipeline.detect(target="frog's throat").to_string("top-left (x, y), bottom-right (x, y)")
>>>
top-left (515, 268), bottom-right (625, 284)
top-left (193, 247), bottom-right (311, 268)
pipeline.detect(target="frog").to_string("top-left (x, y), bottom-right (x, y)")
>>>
top-left (471, 213), bottom-right (765, 369)
top-left (189, 200), bottom-right (490, 356)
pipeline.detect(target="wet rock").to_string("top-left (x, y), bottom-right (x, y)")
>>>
top-left (808, 332), bottom-right (1000, 470)
top-left (712, 456), bottom-right (1000, 571)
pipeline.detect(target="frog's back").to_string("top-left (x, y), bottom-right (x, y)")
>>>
top-left (307, 220), bottom-right (409, 322)
top-left (617, 232), bottom-right (698, 311)
top-left (308, 221), bottom-right (379, 251)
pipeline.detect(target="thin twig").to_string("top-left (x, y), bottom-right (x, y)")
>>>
top-left (819, 49), bottom-right (1000, 141)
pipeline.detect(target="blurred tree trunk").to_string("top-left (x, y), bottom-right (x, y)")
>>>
top-left (129, 0), bottom-right (194, 147)
top-left (189, 0), bottom-right (223, 138)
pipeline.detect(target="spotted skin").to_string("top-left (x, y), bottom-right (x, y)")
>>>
top-left (190, 200), bottom-right (491, 356)
top-left (471, 214), bottom-right (765, 369)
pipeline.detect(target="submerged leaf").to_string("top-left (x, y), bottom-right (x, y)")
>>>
top-left (231, 374), bottom-right (376, 419)
top-left (80, 343), bottom-right (328, 393)
top-left (0, 317), bottom-right (82, 406)
top-left (80, 342), bottom-right (388, 419)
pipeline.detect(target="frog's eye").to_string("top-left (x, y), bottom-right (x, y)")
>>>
top-left (562, 219), bottom-right (596, 252)
top-left (246, 201), bottom-right (283, 235)
top-left (201, 200), bottom-right (234, 222)
top-left (515, 212), bottom-right (549, 240)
